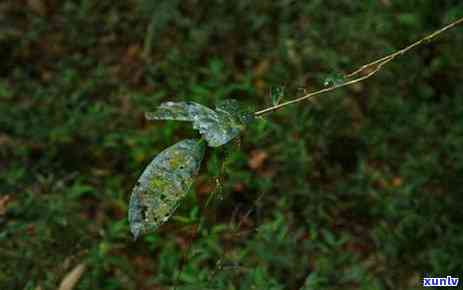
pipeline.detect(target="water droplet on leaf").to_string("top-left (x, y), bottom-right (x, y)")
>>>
top-left (128, 139), bottom-right (205, 239)
top-left (145, 99), bottom-right (253, 147)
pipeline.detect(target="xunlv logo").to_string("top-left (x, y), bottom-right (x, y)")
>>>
top-left (423, 276), bottom-right (459, 287)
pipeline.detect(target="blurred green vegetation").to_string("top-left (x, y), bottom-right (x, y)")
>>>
top-left (1, 1), bottom-right (463, 289)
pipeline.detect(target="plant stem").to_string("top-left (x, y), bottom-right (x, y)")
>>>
top-left (254, 16), bottom-right (463, 117)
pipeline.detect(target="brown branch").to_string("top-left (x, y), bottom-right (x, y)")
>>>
top-left (254, 16), bottom-right (463, 117)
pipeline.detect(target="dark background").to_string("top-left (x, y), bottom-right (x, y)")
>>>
top-left (1, 1), bottom-right (463, 289)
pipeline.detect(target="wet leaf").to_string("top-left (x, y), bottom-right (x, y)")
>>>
top-left (145, 99), bottom-right (253, 147)
top-left (128, 139), bottom-right (205, 239)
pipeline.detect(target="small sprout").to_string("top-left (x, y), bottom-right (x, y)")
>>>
top-left (323, 73), bottom-right (345, 87)
top-left (270, 86), bottom-right (285, 106)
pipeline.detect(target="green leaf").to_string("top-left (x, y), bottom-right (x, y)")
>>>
top-left (145, 99), bottom-right (253, 147)
top-left (270, 86), bottom-right (285, 106)
top-left (323, 73), bottom-right (345, 87)
top-left (128, 139), bottom-right (205, 239)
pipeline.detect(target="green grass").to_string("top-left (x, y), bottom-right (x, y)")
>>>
top-left (1, 1), bottom-right (463, 289)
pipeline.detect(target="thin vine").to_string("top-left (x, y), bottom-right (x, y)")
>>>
top-left (254, 16), bottom-right (463, 117)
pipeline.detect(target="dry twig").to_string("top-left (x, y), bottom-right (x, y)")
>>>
top-left (254, 16), bottom-right (463, 117)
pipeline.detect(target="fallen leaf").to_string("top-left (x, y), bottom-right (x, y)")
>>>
top-left (253, 59), bottom-right (270, 77)
top-left (57, 263), bottom-right (86, 290)
top-left (197, 181), bottom-right (215, 195)
top-left (0, 195), bottom-right (11, 215)
top-left (26, 224), bottom-right (36, 236)
top-left (233, 182), bottom-right (245, 192)
top-left (392, 177), bottom-right (403, 187)
top-left (27, 0), bottom-right (47, 15)
top-left (254, 79), bottom-right (266, 94)
top-left (0, 134), bottom-right (13, 146)
top-left (381, 0), bottom-right (392, 6)
top-left (248, 150), bottom-right (268, 170)
top-left (127, 44), bottom-right (141, 58)
top-left (120, 94), bottom-right (132, 115)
